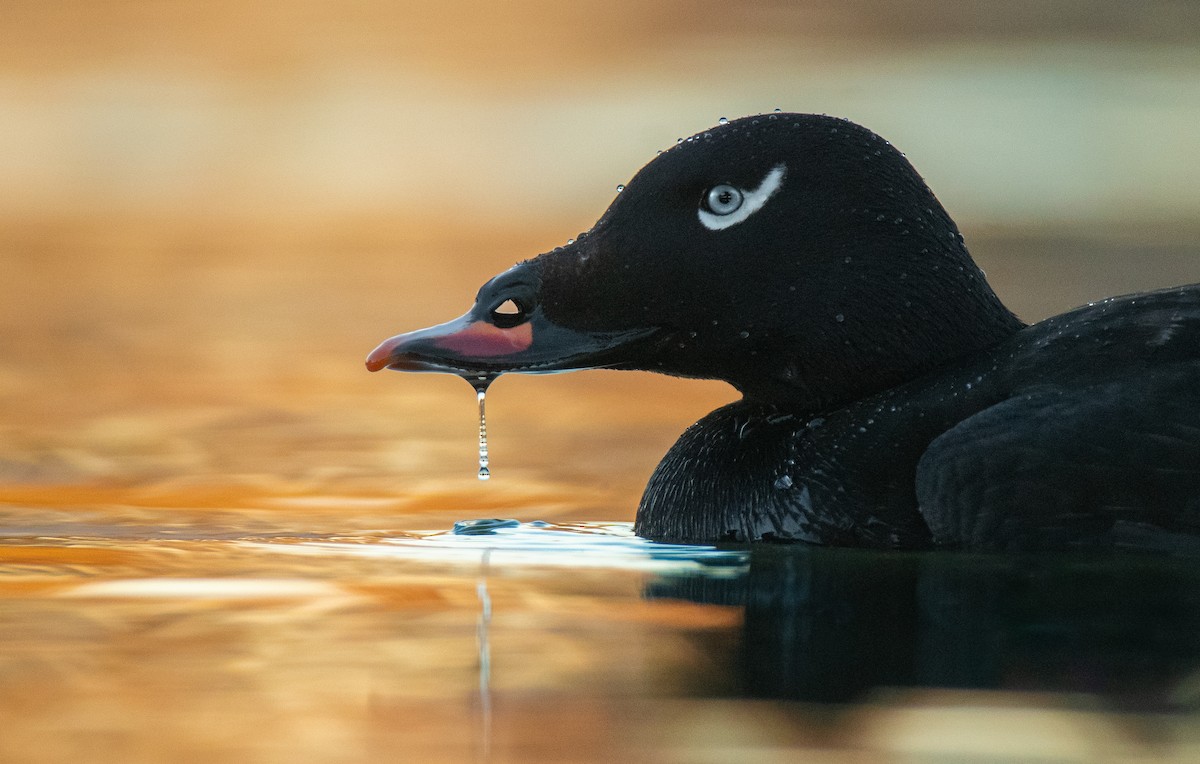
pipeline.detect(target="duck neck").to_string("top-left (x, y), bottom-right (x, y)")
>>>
top-left (734, 258), bottom-right (1025, 413)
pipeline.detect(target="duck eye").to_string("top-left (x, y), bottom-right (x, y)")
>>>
top-left (697, 163), bottom-right (788, 232)
top-left (704, 185), bottom-right (744, 215)
top-left (490, 298), bottom-right (527, 328)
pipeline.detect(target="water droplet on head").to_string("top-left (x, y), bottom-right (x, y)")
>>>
top-left (718, 116), bottom-right (729, 125)
top-left (738, 330), bottom-right (750, 339)
top-left (773, 475), bottom-right (793, 490)
top-left (567, 238), bottom-right (575, 245)
top-left (835, 313), bottom-right (845, 323)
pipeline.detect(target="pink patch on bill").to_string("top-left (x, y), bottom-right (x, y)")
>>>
top-left (434, 321), bottom-right (533, 357)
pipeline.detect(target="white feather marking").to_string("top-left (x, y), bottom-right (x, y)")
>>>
top-left (698, 163), bottom-right (788, 232)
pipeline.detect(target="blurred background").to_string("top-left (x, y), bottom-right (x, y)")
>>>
top-left (2, 0), bottom-right (1200, 522)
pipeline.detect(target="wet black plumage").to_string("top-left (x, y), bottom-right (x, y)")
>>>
top-left (638, 286), bottom-right (1200, 549)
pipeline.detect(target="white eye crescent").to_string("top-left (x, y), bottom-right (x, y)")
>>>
top-left (698, 163), bottom-right (787, 231)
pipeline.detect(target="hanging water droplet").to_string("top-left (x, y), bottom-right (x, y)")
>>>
top-left (676, 137), bottom-right (683, 144)
top-left (462, 375), bottom-right (497, 481)
top-left (718, 116), bottom-right (728, 124)
top-left (616, 184), bottom-right (624, 192)
top-left (476, 388), bottom-right (490, 480)
top-left (567, 238), bottom-right (575, 245)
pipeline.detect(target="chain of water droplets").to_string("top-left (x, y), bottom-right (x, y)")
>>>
top-left (477, 390), bottom-right (490, 480)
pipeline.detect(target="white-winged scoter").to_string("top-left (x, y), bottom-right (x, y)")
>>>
top-left (367, 114), bottom-right (1200, 552)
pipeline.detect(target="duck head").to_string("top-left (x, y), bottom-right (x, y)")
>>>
top-left (367, 114), bottom-right (1022, 411)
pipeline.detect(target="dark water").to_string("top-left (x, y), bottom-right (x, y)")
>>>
top-left (649, 542), bottom-right (1200, 708)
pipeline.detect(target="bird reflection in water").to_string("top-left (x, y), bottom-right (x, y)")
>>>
top-left (647, 546), bottom-right (1200, 706)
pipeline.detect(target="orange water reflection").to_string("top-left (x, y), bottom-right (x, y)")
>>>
top-left (0, 525), bottom-right (742, 763)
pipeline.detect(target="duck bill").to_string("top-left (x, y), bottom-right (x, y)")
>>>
top-left (366, 310), bottom-right (652, 376)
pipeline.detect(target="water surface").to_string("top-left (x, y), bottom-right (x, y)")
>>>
top-left (2, 512), bottom-right (1198, 763)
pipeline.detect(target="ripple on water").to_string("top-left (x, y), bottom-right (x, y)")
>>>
top-left (243, 520), bottom-right (748, 576)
